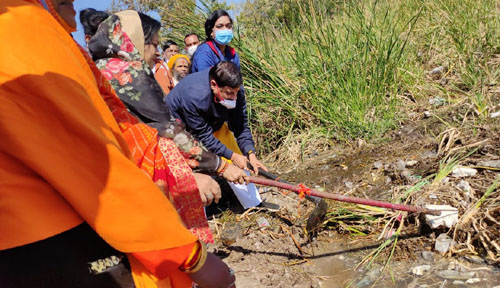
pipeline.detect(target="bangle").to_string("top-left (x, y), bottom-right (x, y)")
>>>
top-left (217, 160), bottom-right (229, 175)
top-left (247, 150), bottom-right (254, 157)
top-left (179, 241), bottom-right (207, 273)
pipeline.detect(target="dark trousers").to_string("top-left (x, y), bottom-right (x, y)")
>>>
top-left (0, 223), bottom-right (136, 288)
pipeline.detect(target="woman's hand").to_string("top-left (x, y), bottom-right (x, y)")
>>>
top-left (189, 253), bottom-right (236, 288)
top-left (193, 173), bottom-right (221, 206)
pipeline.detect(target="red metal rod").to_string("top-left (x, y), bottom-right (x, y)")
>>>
top-left (248, 176), bottom-right (440, 215)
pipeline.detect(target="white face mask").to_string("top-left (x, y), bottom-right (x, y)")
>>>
top-left (219, 99), bottom-right (236, 109)
top-left (187, 45), bottom-right (198, 57)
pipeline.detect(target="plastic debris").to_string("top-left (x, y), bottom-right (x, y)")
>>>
top-left (256, 217), bottom-right (270, 228)
top-left (452, 167), bottom-right (478, 178)
top-left (434, 233), bottom-right (454, 253)
top-left (425, 205), bottom-right (458, 229)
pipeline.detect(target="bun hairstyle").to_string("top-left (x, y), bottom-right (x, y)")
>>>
top-left (204, 9), bottom-right (232, 40)
top-left (79, 8), bottom-right (109, 37)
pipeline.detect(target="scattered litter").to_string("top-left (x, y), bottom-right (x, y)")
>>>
top-left (425, 205), bottom-right (458, 229)
top-left (256, 217), bottom-right (270, 228)
top-left (451, 167), bottom-right (478, 178)
top-left (434, 233), bottom-right (454, 253)
top-left (477, 159), bottom-right (500, 169)
top-left (436, 270), bottom-right (475, 280)
top-left (412, 265), bottom-right (431, 276)
top-left (429, 96), bottom-right (446, 106)
top-left (490, 111), bottom-right (500, 118)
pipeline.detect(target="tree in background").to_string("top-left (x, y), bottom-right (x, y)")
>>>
top-left (110, 0), bottom-right (230, 47)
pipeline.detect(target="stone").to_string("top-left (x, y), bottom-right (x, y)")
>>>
top-left (344, 181), bottom-right (354, 190)
top-left (424, 111), bottom-right (432, 118)
top-left (429, 66), bottom-right (445, 75)
top-left (373, 161), bottom-right (383, 169)
top-left (439, 78), bottom-right (448, 86)
top-left (465, 278), bottom-right (481, 284)
top-left (452, 280), bottom-right (465, 285)
top-left (436, 270), bottom-right (475, 280)
top-left (477, 159), bottom-right (500, 169)
top-left (421, 251), bottom-right (434, 261)
top-left (394, 160), bottom-right (406, 171)
top-left (256, 217), bottom-right (270, 228)
top-left (456, 180), bottom-right (471, 194)
top-left (452, 167), bottom-right (478, 178)
top-left (425, 205), bottom-right (459, 229)
top-left (412, 265), bottom-right (431, 276)
top-left (434, 233), bottom-right (454, 253)
top-left (464, 255), bottom-right (485, 264)
top-left (406, 160), bottom-right (418, 167)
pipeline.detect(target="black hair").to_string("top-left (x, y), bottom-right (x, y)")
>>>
top-left (204, 10), bottom-right (233, 40)
top-left (162, 40), bottom-right (178, 51)
top-left (137, 13), bottom-right (161, 45)
top-left (79, 8), bottom-right (109, 37)
top-left (209, 61), bottom-right (242, 88)
top-left (184, 33), bottom-right (199, 41)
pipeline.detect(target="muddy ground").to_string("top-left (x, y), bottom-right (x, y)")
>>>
top-left (208, 93), bottom-right (500, 287)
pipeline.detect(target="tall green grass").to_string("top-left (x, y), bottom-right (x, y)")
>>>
top-left (236, 0), bottom-right (421, 153)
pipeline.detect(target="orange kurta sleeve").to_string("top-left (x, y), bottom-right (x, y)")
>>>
top-left (0, 0), bottom-right (196, 255)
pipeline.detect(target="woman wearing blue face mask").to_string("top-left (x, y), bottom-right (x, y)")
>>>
top-left (191, 10), bottom-right (240, 73)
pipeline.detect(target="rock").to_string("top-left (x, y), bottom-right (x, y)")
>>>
top-left (401, 169), bottom-right (417, 182)
top-left (356, 278), bottom-right (372, 287)
top-left (477, 159), bottom-right (500, 169)
top-left (429, 66), bottom-right (446, 75)
top-left (439, 78), bottom-right (448, 86)
top-left (490, 111), bottom-right (500, 118)
top-left (394, 160), bottom-right (406, 171)
top-left (373, 161), bottom-right (383, 169)
top-left (452, 280), bottom-right (465, 285)
top-left (464, 255), bottom-right (485, 264)
top-left (452, 167), bottom-right (478, 177)
top-left (429, 96), bottom-right (446, 106)
top-left (434, 233), bottom-right (454, 253)
top-left (465, 278), bottom-right (481, 284)
top-left (406, 160), bottom-right (418, 167)
top-left (420, 151), bottom-right (437, 159)
top-left (338, 255), bottom-right (345, 261)
top-left (421, 251), bottom-right (434, 261)
top-left (436, 270), bottom-right (475, 280)
top-left (425, 205), bottom-right (459, 229)
top-left (254, 241), bottom-right (263, 250)
top-left (456, 180), bottom-right (471, 194)
top-left (412, 265), bottom-right (431, 276)
top-left (429, 194), bottom-right (438, 199)
top-left (424, 111), bottom-right (432, 118)
top-left (385, 176), bottom-right (392, 184)
top-left (344, 181), bottom-right (354, 190)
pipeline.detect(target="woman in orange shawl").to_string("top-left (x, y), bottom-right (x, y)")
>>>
top-left (0, 0), bottom-right (235, 287)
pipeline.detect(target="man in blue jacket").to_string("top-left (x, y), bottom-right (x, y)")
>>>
top-left (167, 61), bottom-right (267, 208)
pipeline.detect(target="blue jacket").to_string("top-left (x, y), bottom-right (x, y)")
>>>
top-left (166, 69), bottom-right (255, 159)
top-left (191, 40), bottom-right (240, 73)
